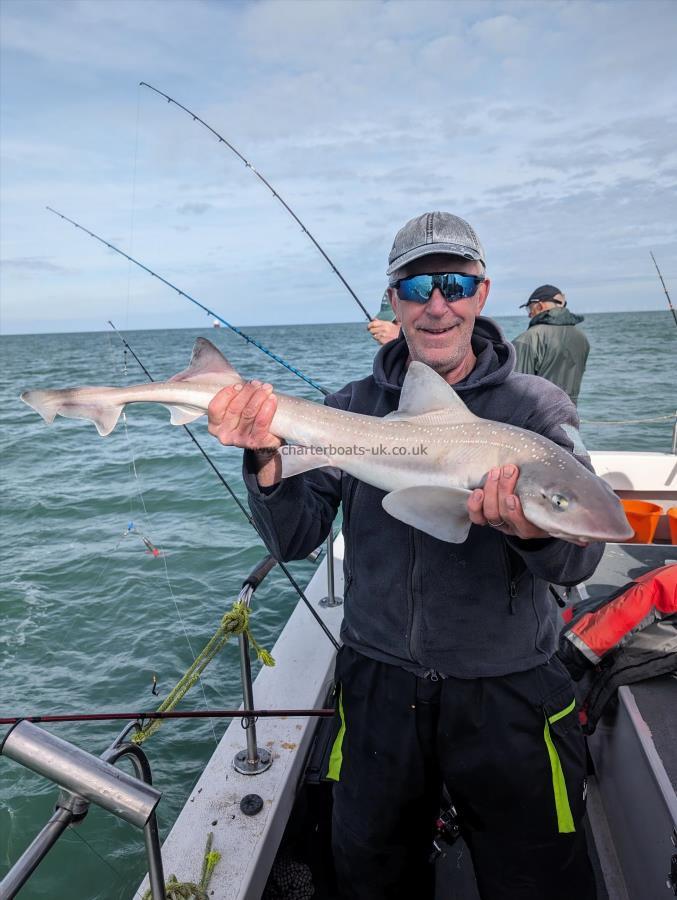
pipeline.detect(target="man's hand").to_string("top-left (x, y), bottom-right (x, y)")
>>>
top-left (467, 465), bottom-right (551, 541)
top-left (208, 381), bottom-right (282, 486)
top-left (367, 320), bottom-right (401, 346)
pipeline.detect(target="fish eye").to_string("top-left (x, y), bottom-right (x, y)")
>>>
top-left (551, 493), bottom-right (569, 511)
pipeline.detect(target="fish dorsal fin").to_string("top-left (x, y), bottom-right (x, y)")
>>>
top-left (169, 338), bottom-right (242, 384)
top-left (389, 361), bottom-right (478, 423)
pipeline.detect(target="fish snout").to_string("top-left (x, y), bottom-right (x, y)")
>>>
top-left (518, 472), bottom-right (634, 544)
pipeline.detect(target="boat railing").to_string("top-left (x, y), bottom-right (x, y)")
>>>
top-left (0, 720), bottom-right (165, 900)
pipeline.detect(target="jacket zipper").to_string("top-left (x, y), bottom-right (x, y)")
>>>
top-left (342, 478), bottom-right (360, 590)
top-left (502, 540), bottom-right (527, 615)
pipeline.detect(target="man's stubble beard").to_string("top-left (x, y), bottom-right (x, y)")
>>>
top-left (401, 321), bottom-right (473, 378)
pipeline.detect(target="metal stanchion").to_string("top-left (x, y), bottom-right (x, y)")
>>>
top-left (232, 555), bottom-right (277, 775)
top-left (319, 529), bottom-right (343, 608)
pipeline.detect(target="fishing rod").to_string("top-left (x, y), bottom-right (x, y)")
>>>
top-left (0, 708), bottom-right (334, 727)
top-left (649, 251), bottom-right (677, 327)
top-left (107, 322), bottom-right (341, 652)
top-left (47, 206), bottom-right (329, 396)
top-left (140, 81), bottom-right (373, 323)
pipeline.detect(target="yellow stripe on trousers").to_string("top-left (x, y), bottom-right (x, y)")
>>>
top-left (543, 698), bottom-right (576, 833)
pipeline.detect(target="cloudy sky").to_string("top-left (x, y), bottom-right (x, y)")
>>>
top-left (1, 0), bottom-right (675, 333)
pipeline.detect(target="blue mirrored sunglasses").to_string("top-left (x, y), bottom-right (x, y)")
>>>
top-left (395, 273), bottom-right (485, 303)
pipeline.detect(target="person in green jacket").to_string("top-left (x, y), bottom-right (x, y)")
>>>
top-left (513, 284), bottom-right (590, 405)
top-left (367, 289), bottom-right (402, 345)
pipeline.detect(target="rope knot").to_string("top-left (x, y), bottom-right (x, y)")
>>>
top-left (133, 600), bottom-right (273, 745)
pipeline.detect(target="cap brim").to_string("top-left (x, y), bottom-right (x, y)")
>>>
top-left (386, 243), bottom-right (483, 281)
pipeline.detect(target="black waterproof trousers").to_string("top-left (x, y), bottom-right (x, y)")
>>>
top-left (326, 646), bottom-right (596, 900)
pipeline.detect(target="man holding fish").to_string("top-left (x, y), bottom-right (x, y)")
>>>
top-left (23, 212), bottom-right (624, 898)
top-left (207, 212), bottom-right (606, 899)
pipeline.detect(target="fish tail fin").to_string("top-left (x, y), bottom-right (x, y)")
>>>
top-left (20, 389), bottom-right (124, 436)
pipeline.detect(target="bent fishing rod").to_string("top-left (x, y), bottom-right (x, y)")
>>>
top-left (650, 251), bottom-right (677, 327)
top-left (107, 321), bottom-right (340, 652)
top-left (0, 708), bottom-right (334, 727)
top-left (140, 81), bottom-right (373, 323)
top-left (47, 206), bottom-right (329, 396)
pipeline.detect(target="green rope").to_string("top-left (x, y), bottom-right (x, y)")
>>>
top-left (133, 601), bottom-right (274, 744)
top-left (141, 832), bottom-right (221, 900)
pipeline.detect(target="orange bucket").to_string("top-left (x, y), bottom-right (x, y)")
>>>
top-left (621, 499), bottom-right (662, 544)
top-left (668, 507), bottom-right (677, 545)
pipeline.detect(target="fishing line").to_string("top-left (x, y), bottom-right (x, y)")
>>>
top-left (119, 405), bottom-right (219, 747)
top-left (103, 329), bottom-right (219, 744)
top-left (107, 322), bottom-right (341, 653)
top-left (46, 206), bottom-right (329, 396)
top-left (580, 412), bottom-right (676, 426)
top-left (66, 824), bottom-right (124, 880)
top-left (140, 81), bottom-right (373, 323)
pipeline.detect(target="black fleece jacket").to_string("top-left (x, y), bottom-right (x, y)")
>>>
top-left (243, 318), bottom-right (604, 678)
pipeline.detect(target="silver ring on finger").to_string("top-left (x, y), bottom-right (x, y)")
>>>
top-left (487, 518), bottom-right (506, 528)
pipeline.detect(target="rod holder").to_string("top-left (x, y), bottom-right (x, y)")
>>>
top-left (0, 723), bottom-right (165, 900)
top-left (1, 720), bottom-right (161, 828)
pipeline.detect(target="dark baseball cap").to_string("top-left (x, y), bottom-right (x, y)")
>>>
top-left (519, 284), bottom-right (564, 308)
top-left (386, 212), bottom-right (485, 285)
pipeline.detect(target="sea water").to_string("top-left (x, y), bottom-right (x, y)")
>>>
top-left (1, 312), bottom-right (675, 899)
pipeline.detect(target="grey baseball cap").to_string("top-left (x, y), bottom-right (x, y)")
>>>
top-left (386, 211), bottom-right (485, 285)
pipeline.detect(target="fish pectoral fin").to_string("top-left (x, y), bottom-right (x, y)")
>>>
top-left (382, 486), bottom-right (472, 543)
top-left (165, 404), bottom-right (206, 426)
top-left (279, 445), bottom-right (336, 478)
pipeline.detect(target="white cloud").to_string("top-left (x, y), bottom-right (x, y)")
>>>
top-left (470, 13), bottom-right (531, 53)
top-left (1, 0), bottom-right (675, 333)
